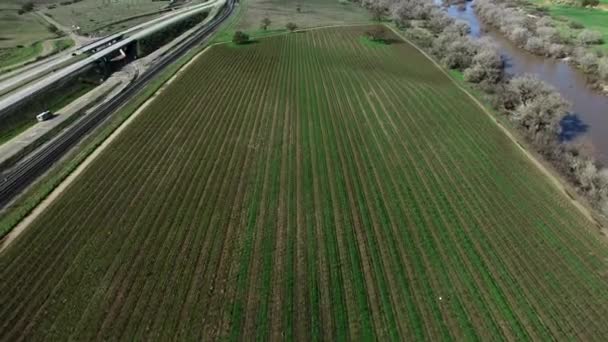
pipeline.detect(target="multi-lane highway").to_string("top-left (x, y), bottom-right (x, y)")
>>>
top-left (0, 0), bottom-right (236, 208)
top-left (0, 0), bottom-right (223, 112)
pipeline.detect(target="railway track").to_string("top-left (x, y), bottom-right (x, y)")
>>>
top-left (0, 0), bottom-right (236, 209)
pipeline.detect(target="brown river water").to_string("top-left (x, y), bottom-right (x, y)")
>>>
top-left (441, 1), bottom-right (608, 162)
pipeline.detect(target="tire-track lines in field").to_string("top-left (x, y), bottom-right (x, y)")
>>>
top-left (75, 48), bottom-right (249, 340)
top-left (366, 68), bottom-right (532, 338)
top-left (417, 82), bottom-right (607, 288)
top-left (0, 55), bottom-right (215, 339)
top-left (388, 73), bottom-right (604, 336)
top-left (391, 33), bottom-right (608, 291)
top-left (307, 29), bottom-right (394, 340)
top-left (376, 69), bottom-right (568, 336)
top-left (129, 45), bottom-right (272, 341)
top-left (332, 33), bottom-right (452, 338)
top-left (304, 31), bottom-right (355, 341)
top-left (359, 77), bottom-right (489, 338)
top-left (291, 50), bottom-right (311, 342)
top-left (327, 29), bottom-right (449, 340)
top-left (224, 41), bottom-right (285, 340)
top-left (338, 31), bottom-right (476, 340)
top-left (352, 36), bottom-right (499, 336)
top-left (353, 46), bottom-right (533, 338)
top-left (393, 81), bottom-right (607, 337)
top-left (195, 46), bottom-right (283, 340)
top-left (0, 73), bottom-right (192, 302)
top-left (62, 48), bottom-right (251, 340)
top-left (341, 74), bottom-right (478, 339)
top-left (268, 36), bottom-right (298, 341)
top-left (302, 31), bottom-right (341, 340)
top-left (338, 30), bottom-right (472, 339)
top-left (314, 29), bottom-right (407, 340)
top-left (348, 34), bottom-right (512, 340)
top-left (230, 84), bottom-right (279, 337)
top-left (325, 32), bottom-right (432, 341)
top-left (66, 51), bottom-right (242, 340)
top-left (406, 82), bottom-right (596, 336)
top-left (307, 30), bottom-right (375, 339)
top-left (440, 90), bottom-right (608, 266)
top-left (0, 49), bottom-right (225, 303)
top-left (250, 39), bottom-right (294, 341)
top-left (174, 46), bottom-right (276, 341)
top-left (383, 82), bottom-right (541, 338)
top-left (150, 47), bottom-right (278, 341)
top-left (240, 44), bottom-right (290, 340)
top-left (96, 46), bottom-right (265, 340)
top-left (292, 37), bottom-right (321, 341)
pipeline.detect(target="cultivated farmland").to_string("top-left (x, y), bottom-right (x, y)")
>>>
top-left (1, 26), bottom-right (608, 340)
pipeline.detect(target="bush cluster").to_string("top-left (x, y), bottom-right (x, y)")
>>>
top-left (474, 0), bottom-right (607, 84)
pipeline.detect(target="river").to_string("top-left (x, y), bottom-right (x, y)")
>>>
top-left (441, 1), bottom-right (608, 162)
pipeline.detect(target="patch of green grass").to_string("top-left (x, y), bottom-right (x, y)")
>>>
top-left (0, 41), bottom-right (43, 69)
top-left (52, 37), bottom-right (74, 52)
top-left (533, 3), bottom-right (608, 51)
top-left (358, 35), bottom-right (391, 48)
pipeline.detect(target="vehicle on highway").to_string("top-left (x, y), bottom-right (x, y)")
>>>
top-left (35, 111), bottom-right (53, 122)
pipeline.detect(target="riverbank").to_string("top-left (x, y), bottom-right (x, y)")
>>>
top-left (441, 0), bottom-right (608, 164)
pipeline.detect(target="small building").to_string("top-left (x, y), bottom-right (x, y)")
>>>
top-left (36, 111), bottom-right (53, 122)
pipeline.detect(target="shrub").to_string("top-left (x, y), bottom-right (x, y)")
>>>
top-left (598, 57), bottom-right (608, 81)
top-left (286, 22), bottom-right (298, 32)
top-left (581, 0), bottom-right (600, 7)
top-left (578, 30), bottom-right (603, 45)
top-left (568, 21), bottom-right (584, 29)
top-left (405, 27), bottom-right (434, 48)
top-left (365, 27), bottom-right (389, 43)
top-left (232, 31), bottom-right (250, 45)
top-left (525, 37), bottom-right (545, 54)
top-left (261, 18), bottom-right (271, 31)
top-left (577, 52), bottom-right (599, 72)
top-left (21, 2), bottom-right (34, 13)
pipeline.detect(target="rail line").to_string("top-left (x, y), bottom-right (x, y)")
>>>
top-left (0, 0), bottom-right (236, 209)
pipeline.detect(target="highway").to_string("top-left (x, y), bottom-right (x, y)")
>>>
top-left (0, 0), bottom-right (236, 208)
top-left (0, 0), bottom-right (221, 105)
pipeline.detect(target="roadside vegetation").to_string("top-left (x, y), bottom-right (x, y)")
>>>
top-left (0, 2), bottom-right (59, 69)
top-left (360, 0), bottom-right (608, 216)
top-left (2, 26), bottom-right (608, 340)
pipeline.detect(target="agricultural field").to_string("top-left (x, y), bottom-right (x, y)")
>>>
top-left (214, 0), bottom-right (369, 41)
top-left (2, 26), bottom-right (608, 340)
top-left (0, 6), bottom-right (58, 68)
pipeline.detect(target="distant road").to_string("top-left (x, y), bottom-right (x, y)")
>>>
top-left (0, 0), bottom-right (220, 108)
